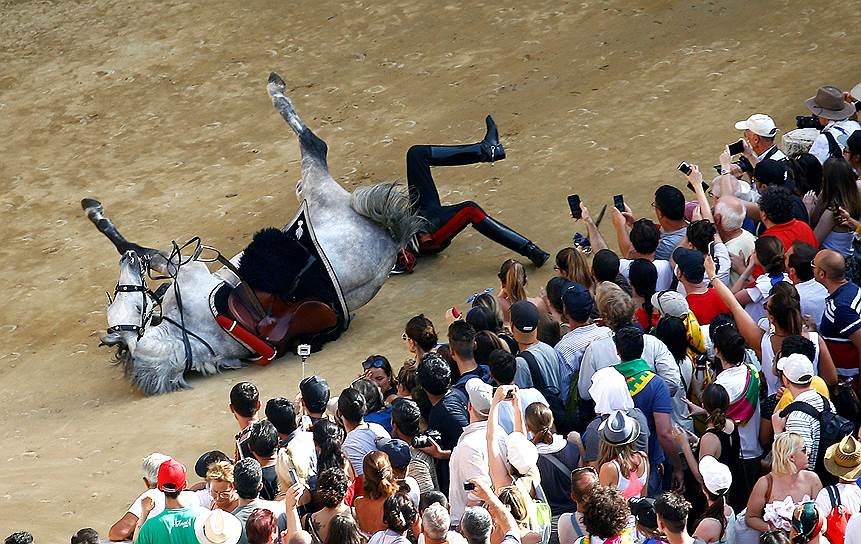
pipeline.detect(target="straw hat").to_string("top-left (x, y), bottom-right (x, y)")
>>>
top-left (194, 509), bottom-right (242, 544)
top-left (824, 435), bottom-right (861, 480)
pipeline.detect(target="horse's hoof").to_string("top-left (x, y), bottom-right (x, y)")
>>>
top-left (268, 72), bottom-right (286, 94)
top-left (81, 198), bottom-right (104, 218)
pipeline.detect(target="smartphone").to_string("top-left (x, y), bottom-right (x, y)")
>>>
top-left (713, 165), bottom-right (723, 174)
top-left (450, 307), bottom-right (460, 319)
top-left (678, 162), bottom-right (692, 176)
top-left (567, 194), bottom-right (582, 219)
top-left (613, 194), bottom-right (625, 213)
top-left (686, 180), bottom-right (710, 192)
top-left (463, 481), bottom-right (476, 491)
top-left (707, 241), bottom-right (720, 274)
top-left (728, 139), bottom-right (745, 155)
top-left (505, 389), bottom-right (514, 400)
top-left (289, 468), bottom-right (299, 484)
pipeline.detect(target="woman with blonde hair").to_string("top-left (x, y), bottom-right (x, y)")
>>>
top-left (496, 485), bottom-right (542, 544)
top-left (554, 247), bottom-right (595, 291)
top-left (596, 410), bottom-right (648, 501)
top-left (206, 460), bottom-right (240, 513)
top-left (354, 451), bottom-right (401, 535)
top-left (595, 281), bottom-right (636, 330)
top-left (743, 432), bottom-right (822, 537)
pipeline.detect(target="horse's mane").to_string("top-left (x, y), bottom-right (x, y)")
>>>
top-left (238, 227), bottom-right (309, 296)
top-left (350, 182), bottom-right (425, 248)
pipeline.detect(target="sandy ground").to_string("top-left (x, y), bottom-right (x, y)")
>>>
top-left (1, 0), bottom-right (859, 538)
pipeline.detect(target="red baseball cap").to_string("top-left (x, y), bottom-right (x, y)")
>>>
top-left (157, 458), bottom-right (187, 492)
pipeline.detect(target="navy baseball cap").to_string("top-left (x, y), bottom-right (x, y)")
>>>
top-left (562, 283), bottom-right (593, 322)
top-left (673, 247), bottom-right (705, 284)
top-left (377, 437), bottom-right (412, 468)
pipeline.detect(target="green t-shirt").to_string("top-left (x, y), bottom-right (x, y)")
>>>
top-left (137, 506), bottom-right (202, 544)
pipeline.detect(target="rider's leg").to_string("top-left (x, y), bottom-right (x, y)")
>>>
top-left (423, 201), bottom-right (549, 266)
top-left (405, 115), bottom-right (506, 208)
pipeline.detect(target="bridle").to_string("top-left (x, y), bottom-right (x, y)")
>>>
top-left (105, 256), bottom-right (158, 338)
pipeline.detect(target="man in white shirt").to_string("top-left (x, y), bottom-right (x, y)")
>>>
top-left (448, 378), bottom-right (502, 525)
top-left (815, 436), bottom-right (861, 516)
top-left (714, 196), bottom-right (756, 286)
top-left (787, 241), bottom-right (829, 327)
top-left (487, 349), bottom-right (547, 434)
top-left (338, 387), bottom-right (390, 477)
top-left (107, 452), bottom-right (204, 541)
top-left (805, 86), bottom-right (861, 164)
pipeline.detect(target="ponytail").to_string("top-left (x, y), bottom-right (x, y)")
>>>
top-left (500, 259), bottom-right (528, 302)
top-left (768, 282), bottom-right (802, 335)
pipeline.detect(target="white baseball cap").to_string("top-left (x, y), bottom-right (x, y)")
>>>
top-left (735, 114), bottom-right (778, 138)
top-left (776, 353), bottom-right (814, 385)
top-left (465, 378), bottom-right (493, 416)
top-left (699, 455), bottom-right (732, 495)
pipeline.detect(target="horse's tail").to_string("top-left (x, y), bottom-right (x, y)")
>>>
top-left (350, 182), bottom-right (425, 248)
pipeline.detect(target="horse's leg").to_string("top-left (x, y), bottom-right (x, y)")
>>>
top-left (81, 198), bottom-right (174, 275)
top-left (266, 73), bottom-right (328, 167)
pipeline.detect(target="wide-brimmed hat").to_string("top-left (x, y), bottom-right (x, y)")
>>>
top-left (505, 431), bottom-right (539, 474)
top-left (194, 509), bottom-right (242, 544)
top-left (824, 435), bottom-right (861, 480)
top-left (599, 410), bottom-right (640, 446)
top-left (805, 86), bottom-right (856, 120)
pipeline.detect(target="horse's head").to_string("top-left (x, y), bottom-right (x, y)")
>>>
top-left (100, 250), bottom-right (158, 355)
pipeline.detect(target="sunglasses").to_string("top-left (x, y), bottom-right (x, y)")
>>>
top-left (363, 356), bottom-right (387, 370)
top-left (402, 332), bottom-right (408, 342)
top-left (466, 287), bottom-right (494, 304)
top-left (571, 466), bottom-right (597, 477)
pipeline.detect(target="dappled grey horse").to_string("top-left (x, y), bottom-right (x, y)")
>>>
top-left (83, 73), bottom-right (421, 395)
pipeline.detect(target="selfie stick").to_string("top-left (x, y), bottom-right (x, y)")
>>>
top-left (298, 344), bottom-right (311, 379)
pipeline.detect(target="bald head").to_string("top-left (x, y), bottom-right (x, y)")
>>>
top-left (288, 531), bottom-right (313, 544)
top-left (815, 249), bottom-right (846, 282)
top-left (714, 195), bottom-right (746, 231)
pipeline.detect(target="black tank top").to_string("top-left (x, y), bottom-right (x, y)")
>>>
top-left (702, 424), bottom-right (740, 468)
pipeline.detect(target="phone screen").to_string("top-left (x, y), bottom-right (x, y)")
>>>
top-left (567, 194), bottom-right (582, 219)
top-left (613, 194), bottom-right (625, 213)
top-left (678, 162), bottom-right (692, 176)
top-left (728, 139), bottom-right (745, 155)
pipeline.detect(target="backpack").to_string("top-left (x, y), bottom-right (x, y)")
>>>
top-left (520, 350), bottom-right (570, 434)
top-left (779, 394), bottom-right (855, 485)
top-left (823, 485), bottom-right (851, 543)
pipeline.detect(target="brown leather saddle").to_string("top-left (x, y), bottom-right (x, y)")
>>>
top-left (227, 282), bottom-right (338, 354)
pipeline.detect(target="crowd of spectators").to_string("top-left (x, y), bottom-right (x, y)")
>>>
top-left (10, 84), bottom-right (861, 544)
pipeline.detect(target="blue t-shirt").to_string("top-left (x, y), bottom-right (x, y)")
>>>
top-left (365, 406), bottom-right (393, 434)
top-left (630, 374), bottom-right (673, 467)
top-left (820, 282), bottom-right (861, 340)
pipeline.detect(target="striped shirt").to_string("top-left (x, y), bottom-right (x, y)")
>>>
top-left (555, 323), bottom-right (614, 402)
top-left (783, 389), bottom-right (833, 469)
top-left (819, 281), bottom-right (861, 376)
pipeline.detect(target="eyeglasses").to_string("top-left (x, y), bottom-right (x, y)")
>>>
top-left (211, 489), bottom-right (235, 500)
top-left (810, 260), bottom-right (819, 271)
top-left (402, 332), bottom-right (408, 342)
top-left (363, 356), bottom-right (387, 370)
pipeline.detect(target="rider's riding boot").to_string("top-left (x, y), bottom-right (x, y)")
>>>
top-left (428, 115), bottom-right (506, 166)
top-left (473, 217), bottom-right (549, 267)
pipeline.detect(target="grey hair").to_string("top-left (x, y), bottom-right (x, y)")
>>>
top-left (422, 503), bottom-right (451, 541)
top-left (142, 453), bottom-right (171, 483)
top-left (350, 182), bottom-right (425, 248)
top-left (460, 506), bottom-right (493, 544)
top-left (714, 197), bottom-right (746, 231)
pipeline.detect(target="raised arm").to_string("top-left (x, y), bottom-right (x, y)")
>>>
top-left (581, 203), bottom-right (609, 253)
top-left (487, 385), bottom-right (516, 488)
top-left (705, 256), bottom-right (765, 359)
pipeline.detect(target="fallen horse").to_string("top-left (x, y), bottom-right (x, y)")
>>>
top-left (82, 72), bottom-right (422, 395)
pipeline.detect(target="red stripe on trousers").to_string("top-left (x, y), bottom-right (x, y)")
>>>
top-left (428, 206), bottom-right (487, 249)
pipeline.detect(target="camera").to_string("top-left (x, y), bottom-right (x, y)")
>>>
top-left (297, 344), bottom-right (311, 357)
top-left (463, 481), bottom-right (476, 491)
top-left (796, 115), bottom-right (824, 130)
top-left (412, 430), bottom-right (441, 449)
top-left (735, 155), bottom-right (753, 175)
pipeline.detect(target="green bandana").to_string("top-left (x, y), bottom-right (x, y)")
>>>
top-left (613, 359), bottom-right (655, 396)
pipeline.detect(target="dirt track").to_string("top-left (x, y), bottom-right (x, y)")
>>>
top-left (1, 0), bottom-right (859, 538)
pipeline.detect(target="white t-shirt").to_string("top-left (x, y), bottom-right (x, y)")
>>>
top-left (620, 258), bottom-right (674, 292)
top-left (809, 119), bottom-right (861, 164)
top-left (816, 483), bottom-right (861, 516)
top-left (343, 423), bottom-right (390, 477)
top-left (744, 273), bottom-right (792, 324)
top-left (715, 364), bottom-right (763, 459)
top-left (796, 278), bottom-right (829, 329)
top-left (128, 488), bottom-right (204, 518)
top-left (724, 230), bottom-right (757, 286)
top-left (846, 512), bottom-right (861, 544)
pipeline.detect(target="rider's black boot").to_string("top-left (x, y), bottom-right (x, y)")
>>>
top-left (473, 217), bottom-right (549, 267)
top-left (428, 115), bottom-right (506, 165)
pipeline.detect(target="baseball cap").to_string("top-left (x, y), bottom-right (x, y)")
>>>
top-left (753, 159), bottom-right (792, 187)
top-left (465, 378), bottom-right (493, 417)
top-left (735, 114), bottom-right (778, 138)
top-left (651, 290), bottom-right (689, 318)
top-left (157, 458), bottom-right (188, 492)
top-left (628, 497), bottom-right (658, 531)
top-left (299, 375), bottom-right (330, 414)
top-left (672, 247), bottom-right (705, 284)
top-left (376, 437), bottom-right (412, 468)
top-left (194, 450), bottom-right (230, 479)
top-left (699, 455), bottom-right (732, 495)
top-left (562, 283), bottom-right (594, 322)
top-left (510, 300), bottom-right (540, 343)
top-left (847, 130), bottom-right (861, 156)
top-left (776, 353), bottom-right (814, 385)
top-left (504, 432), bottom-right (539, 475)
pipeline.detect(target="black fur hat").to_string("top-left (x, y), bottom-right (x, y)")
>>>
top-left (238, 227), bottom-right (309, 298)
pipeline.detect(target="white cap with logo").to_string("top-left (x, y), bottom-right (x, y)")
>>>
top-left (735, 114), bottom-right (778, 138)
